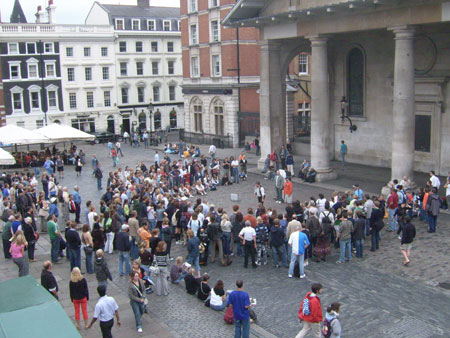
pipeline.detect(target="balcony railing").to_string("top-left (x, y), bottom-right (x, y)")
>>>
top-left (0, 24), bottom-right (114, 34)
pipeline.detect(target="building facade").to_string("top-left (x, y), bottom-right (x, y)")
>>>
top-left (181, 0), bottom-right (261, 147)
top-left (224, 0), bottom-right (450, 181)
top-left (0, 58), bottom-right (6, 127)
top-left (86, 0), bottom-right (184, 135)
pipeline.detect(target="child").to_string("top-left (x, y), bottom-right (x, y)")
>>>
top-left (198, 226), bottom-right (210, 266)
top-left (170, 256), bottom-right (190, 284)
top-left (301, 223), bottom-right (312, 267)
top-left (94, 249), bottom-right (112, 290)
top-left (323, 302), bottom-right (342, 338)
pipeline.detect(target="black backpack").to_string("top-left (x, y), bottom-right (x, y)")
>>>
top-left (321, 211), bottom-right (332, 225)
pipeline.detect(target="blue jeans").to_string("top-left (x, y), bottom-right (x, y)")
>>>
top-left (365, 219), bottom-right (371, 236)
top-left (51, 237), bottom-right (61, 263)
top-left (428, 215), bottom-right (437, 232)
top-left (97, 178), bottom-right (102, 190)
top-left (210, 295), bottom-right (229, 311)
top-left (234, 319), bottom-right (250, 338)
top-left (419, 204), bottom-right (425, 221)
top-left (187, 254), bottom-right (200, 273)
top-left (233, 168), bottom-right (239, 183)
top-left (119, 251), bottom-right (131, 275)
top-left (276, 188), bottom-right (283, 202)
top-left (388, 208), bottom-right (397, 231)
top-left (148, 219), bottom-right (156, 231)
top-left (355, 239), bottom-right (364, 258)
top-left (130, 236), bottom-right (139, 260)
top-left (69, 248), bottom-right (81, 271)
top-left (371, 229), bottom-right (379, 251)
top-left (130, 300), bottom-right (145, 329)
top-left (84, 247), bottom-right (94, 274)
top-left (34, 167), bottom-right (40, 176)
top-left (222, 232), bottom-right (231, 255)
top-left (288, 253), bottom-right (304, 276)
top-left (339, 239), bottom-right (352, 262)
top-left (234, 241), bottom-right (243, 256)
top-left (272, 245), bottom-right (288, 267)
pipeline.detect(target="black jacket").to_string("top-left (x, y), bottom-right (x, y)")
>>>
top-left (94, 257), bottom-right (112, 282)
top-left (116, 231), bottom-right (131, 252)
top-left (66, 228), bottom-right (81, 250)
top-left (401, 222), bottom-right (416, 244)
top-left (270, 226), bottom-right (285, 247)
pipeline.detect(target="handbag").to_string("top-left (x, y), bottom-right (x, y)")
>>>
top-left (84, 246), bottom-right (93, 255)
top-left (132, 282), bottom-right (148, 305)
top-left (224, 306), bottom-right (234, 324)
top-left (38, 208), bottom-right (49, 217)
top-left (149, 260), bottom-right (159, 274)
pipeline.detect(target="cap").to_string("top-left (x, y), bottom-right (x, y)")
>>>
top-left (121, 224), bottom-right (129, 231)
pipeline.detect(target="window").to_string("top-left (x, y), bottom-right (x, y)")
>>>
top-left (211, 20), bottom-right (220, 42)
top-left (102, 67), bottom-right (109, 80)
top-left (189, 0), bottom-right (198, 12)
top-left (168, 61), bottom-right (175, 75)
top-left (16, 121), bottom-right (25, 127)
top-left (12, 91), bottom-right (23, 112)
top-left (66, 47), bottom-right (73, 57)
top-left (167, 42), bottom-right (174, 52)
top-left (163, 20), bottom-right (171, 31)
top-left (85, 67), bottom-right (92, 81)
top-left (104, 91), bottom-right (111, 107)
top-left (190, 25), bottom-right (198, 45)
top-left (72, 118), bottom-right (95, 132)
top-left (132, 19), bottom-right (140, 30)
top-left (136, 41), bottom-right (143, 52)
top-left (119, 41), bottom-right (127, 52)
top-left (213, 99), bottom-right (224, 136)
top-left (148, 20), bottom-right (155, 31)
top-left (151, 42), bottom-right (158, 52)
top-left (210, 0), bottom-right (219, 7)
top-left (192, 98), bottom-right (203, 132)
top-left (69, 93), bottom-right (77, 109)
top-left (36, 120), bottom-right (44, 128)
top-left (415, 115), bottom-right (431, 152)
top-left (67, 68), bottom-right (75, 82)
top-left (347, 47), bottom-right (364, 116)
top-left (115, 19), bottom-right (124, 30)
top-left (121, 88), bottom-right (128, 104)
top-left (30, 91), bottom-right (41, 110)
top-left (212, 55), bottom-right (221, 77)
top-left (120, 62), bottom-right (127, 76)
top-left (152, 61), bottom-right (159, 75)
top-left (47, 90), bottom-right (57, 108)
top-left (177, 21), bottom-right (181, 31)
top-left (296, 102), bottom-right (311, 135)
top-left (86, 92), bottom-right (94, 108)
top-left (137, 87), bottom-right (145, 103)
top-left (169, 85), bottom-right (176, 101)
top-left (84, 47), bottom-right (91, 57)
top-left (153, 86), bottom-right (160, 102)
top-left (191, 57), bottom-right (199, 77)
top-left (8, 43), bottom-right (18, 55)
top-left (27, 43), bottom-right (36, 54)
top-left (101, 47), bottom-right (108, 57)
top-left (9, 63), bottom-right (21, 79)
top-left (154, 110), bottom-right (161, 130)
top-left (46, 63), bottom-right (55, 78)
top-left (169, 109), bottom-right (177, 128)
top-left (44, 42), bottom-right (53, 53)
top-left (136, 62), bottom-right (144, 75)
top-left (28, 64), bottom-right (38, 79)
top-left (299, 53), bottom-right (308, 75)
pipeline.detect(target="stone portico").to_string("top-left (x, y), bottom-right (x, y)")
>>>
top-left (223, 0), bottom-right (450, 183)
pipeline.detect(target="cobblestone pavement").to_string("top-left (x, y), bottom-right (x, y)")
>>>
top-left (1, 142), bottom-right (450, 337)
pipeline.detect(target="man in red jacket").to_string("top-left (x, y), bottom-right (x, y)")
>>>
top-left (296, 283), bottom-right (323, 338)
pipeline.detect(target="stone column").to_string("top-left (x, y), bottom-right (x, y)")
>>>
top-left (258, 40), bottom-right (286, 169)
top-left (391, 27), bottom-right (415, 181)
top-left (309, 36), bottom-right (336, 181)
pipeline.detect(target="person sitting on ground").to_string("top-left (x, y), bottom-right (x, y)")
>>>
top-left (210, 279), bottom-right (230, 311)
top-left (305, 168), bottom-right (317, 183)
top-left (184, 267), bottom-right (200, 295)
top-left (197, 273), bottom-right (211, 302)
top-left (170, 256), bottom-right (189, 284)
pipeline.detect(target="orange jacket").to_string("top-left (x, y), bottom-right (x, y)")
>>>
top-left (284, 181), bottom-right (293, 196)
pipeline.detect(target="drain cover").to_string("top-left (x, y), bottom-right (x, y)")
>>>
top-left (383, 317), bottom-right (444, 337)
top-left (438, 282), bottom-right (450, 290)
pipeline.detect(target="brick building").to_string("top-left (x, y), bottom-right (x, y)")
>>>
top-left (181, 0), bottom-right (260, 147)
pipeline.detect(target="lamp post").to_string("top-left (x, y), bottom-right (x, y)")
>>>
top-left (340, 96), bottom-right (357, 133)
top-left (148, 102), bottom-right (154, 143)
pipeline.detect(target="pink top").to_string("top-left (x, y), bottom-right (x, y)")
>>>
top-left (10, 243), bottom-right (25, 258)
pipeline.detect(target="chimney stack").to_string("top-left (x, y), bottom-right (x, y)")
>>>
top-left (137, 0), bottom-right (150, 8)
top-left (46, 0), bottom-right (56, 24)
top-left (35, 6), bottom-right (45, 23)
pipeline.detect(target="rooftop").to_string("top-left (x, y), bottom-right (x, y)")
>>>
top-left (99, 3), bottom-right (180, 19)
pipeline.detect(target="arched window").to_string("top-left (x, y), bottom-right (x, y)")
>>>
top-left (347, 47), bottom-right (364, 116)
top-left (138, 112), bottom-right (147, 131)
top-left (154, 110), bottom-right (161, 130)
top-left (169, 109), bottom-right (177, 128)
top-left (107, 115), bottom-right (115, 134)
top-left (211, 97), bottom-right (224, 136)
top-left (191, 97), bottom-right (203, 133)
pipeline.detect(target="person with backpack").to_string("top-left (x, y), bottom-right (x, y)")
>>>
top-left (296, 283), bottom-right (323, 338)
top-left (94, 164), bottom-right (103, 191)
top-left (322, 303), bottom-right (342, 338)
top-left (306, 214), bottom-right (321, 258)
top-left (207, 214), bottom-right (224, 265)
top-left (255, 217), bottom-right (269, 266)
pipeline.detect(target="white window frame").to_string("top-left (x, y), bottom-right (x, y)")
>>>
top-left (36, 120), bottom-right (44, 129)
top-left (120, 62), bottom-right (128, 76)
top-left (101, 47), bottom-right (108, 57)
top-left (153, 86), bottom-right (160, 102)
top-left (167, 41), bottom-right (174, 53)
top-left (137, 86), bottom-right (145, 103)
top-left (26, 58), bottom-right (39, 79)
top-left (152, 61), bottom-right (159, 75)
top-left (66, 47), bottom-right (74, 57)
top-left (163, 20), bottom-right (171, 31)
top-left (151, 42), bottom-right (158, 53)
top-left (104, 91), bottom-right (111, 107)
top-left (177, 20), bottom-right (181, 31)
top-left (211, 55), bottom-right (221, 77)
top-left (86, 92), bottom-right (94, 108)
top-left (69, 92), bottom-right (77, 109)
top-left (67, 68), bottom-right (75, 82)
top-left (115, 18), bottom-right (125, 30)
top-left (9, 61), bottom-right (22, 80)
top-left (189, 0), bottom-right (198, 12)
top-left (119, 41), bottom-right (127, 53)
top-left (46, 84), bottom-right (59, 110)
top-left (147, 20), bottom-right (156, 31)
top-left (121, 87), bottom-right (128, 104)
top-left (169, 85), bottom-right (176, 101)
top-left (299, 53), bottom-right (309, 75)
top-left (26, 42), bottom-right (36, 54)
top-left (191, 57), bottom-right (199, 77)
top-left (84, 47), bottom-right (91, 57)
top-left (210, 0), bottom-right (219, 7)
top-left (102, 66), bottom-right (110, 80)
top-left (167, 60), bottom-right (175, 75)
top-left (44, 42), bottom-right (54, 54)
top-left (45, 60), bottom-right (56, 78)
top-left (132, 19), bottom-right (141, 31)
top-left (136, 41), bottom-right (143, 53)
top-left (11, 86), bottom-right (24, 113)
top-left (190, 24), bottom-right (198, 45)
top-left (136, 62), bottom-right (144, 76)
top-left (28, 85), bottom-right (42, 111)
top-left (210, 20), bottom-right (220, 42)
top-left (8, 43), bottom-right (19, 55)
top-left (85, 67), bottom-right (92, 81)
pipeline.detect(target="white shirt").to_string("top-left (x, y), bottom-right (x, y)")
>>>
top-left (316, 198), bottom-right (327, 213)
top-left (88, 211), bottom-right (98, 228)
top-left (254, 186), bottom-right (265, 197)
top-left (209, 145), bottom-right (216, 154)
top-left (288, 231), bottom-right (308, 255)
top-left (239, 226), bottom-right (256, 241)
top-left (430, 175), bottom-right (440, 189)
top-left (154, 153), bottom-right (159, 163)
top-left (319, 210), bottom-right (335, 225)
top-left (231, 160), bottom-right (239, 168)
top-left (93, 295), bottom-right (119, 322)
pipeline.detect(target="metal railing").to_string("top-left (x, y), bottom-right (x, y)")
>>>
top-left (179, 130), bottom-right (233, 148)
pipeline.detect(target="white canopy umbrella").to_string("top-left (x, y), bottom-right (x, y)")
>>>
top-left (36, 123), bottom-right (95, 142)
top-left (0, 148), bottom-right (16, 165)
top-left (0, 125), bottom-right (50, 145)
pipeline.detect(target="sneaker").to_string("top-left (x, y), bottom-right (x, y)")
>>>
top-left (300, 274), bottom-right (306, 279)
top-left (137, 328), bottom-right (143, 333)
top-left (336, 260), bottom-right (343, 264)
top-left (397, 236), bottom-right (401, 240)
top-left (304, 261), bottom-right (309, 267)
top-left (288, 274), bottom-right (293, 278)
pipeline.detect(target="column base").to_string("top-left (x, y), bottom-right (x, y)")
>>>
top-left (257, 157), bottom-right (266, 171)
top-left (315, 168), bottom-right (338, 182)
top-left (381, 180), bottom-right (417, 197)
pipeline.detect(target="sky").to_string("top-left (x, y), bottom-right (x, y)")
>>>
top-left (1, 0), bottom-right (179, 24)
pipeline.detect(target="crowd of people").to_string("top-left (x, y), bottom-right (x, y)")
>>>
top-left (1, 139), bottom-right (449, 338)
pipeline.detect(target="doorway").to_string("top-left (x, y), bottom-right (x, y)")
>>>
top-left (122, 117), bottom-right (130, 134)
